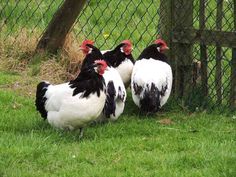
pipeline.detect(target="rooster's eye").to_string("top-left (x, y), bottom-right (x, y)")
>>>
top-left (120, 47), bottom-right (124, 53)
top-left (88, 47), bottom-right (93, 54)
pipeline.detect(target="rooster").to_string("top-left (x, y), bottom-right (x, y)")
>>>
top-left (35, 42), bottom-right (108, 137)
top-left (80, 40), bottom-right (103, 69)
top-left (81, 41), bottom-right (127, 122)
top-left (35, 39), bottom-right (103, 118)
top-left (102, 40), bottom-right (134, 87)
top-left (131, 38), bottom-right (172, 113)
top-left (98, 66), bottom-right (126, 122)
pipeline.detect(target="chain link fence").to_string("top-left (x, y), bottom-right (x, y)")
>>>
top-left (194, 0), bottom-right (234, 111)
top-left (0, 0), bottom-right (160, 58)
top-left (0, 0), bottom-right (235, 112)
top-left (73, 0), bottom-right (160, 57)
top-left (0, 0), bottom-right (63, 45)
top-left (169, 0), bottom-right (235, 111)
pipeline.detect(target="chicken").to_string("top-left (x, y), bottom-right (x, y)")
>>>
top-left (35, 39), bottom-right (103, 118)
top-left (98, 66), bottom-right (126, 122)
top-left (131, 38), bottom-right (172, 113)
top-left (102, 40), bottom-right (134, 87)
top-left (81, 42), bottom-right (127, 122)
top-left (35, 60), bottom-right (107, 137)
top-left (35, 39), bottom-right (104, 113)
top-left (80, 39), bottom-right (103, 69)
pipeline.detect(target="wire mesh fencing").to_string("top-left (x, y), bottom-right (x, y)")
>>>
top-left (0, 0), bottom-right (160, 58)
top-left (168, 0), bottom-right (235, 111)
top-left (0, 0), bottom-right (235, 112)
top-left (0, 0), bottom-right (64, 46)
top-left (73, 0), bottom-right (161, 58)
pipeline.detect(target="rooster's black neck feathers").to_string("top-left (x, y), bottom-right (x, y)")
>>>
top-left (103, 44), bottom-right (134, 67)
top-left (137, 44), bottom-right (168, 63)
top-left (81, 44), bottom-right (104, 69)
top-left (69, 66), bottom-right (105, 98)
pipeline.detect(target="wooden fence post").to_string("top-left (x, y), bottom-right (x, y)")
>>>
top-left (172, 0), bottom-right (194, 98)
top-left (159, 0), bottom-right (175, 93)
top-left (231, 50), bottom-right (236, 108)
top-left (230, 0), bottom-right (236, 108)
top-left (215, 0), bottom-right (223, 105)
top-left (159, 0), bottom-right (172, 61)
top-left (36, 0), bottom-right (87, 54)
top-left (199, 0), bottom-right (208, 98)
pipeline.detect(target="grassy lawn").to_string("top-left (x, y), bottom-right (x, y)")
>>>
top-left (0, 71), bottom-right (235, 177)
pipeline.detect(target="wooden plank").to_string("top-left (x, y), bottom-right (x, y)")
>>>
top-left (215, 0), bottom-right (223, 104)
top-left (172, 29), bottom-right (236, 48)
top-left (199, 0), bottom-right (208, 97)
top-left (230, 0), bottom-right (236, 108)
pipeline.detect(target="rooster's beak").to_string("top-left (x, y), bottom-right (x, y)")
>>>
top-left (79, 45), bottom-right (86, 51)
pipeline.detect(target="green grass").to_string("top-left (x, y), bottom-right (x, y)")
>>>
top-left (0, 71), bottom-right (235, 177)
top-left (0, 71), bottom-right (20, 85)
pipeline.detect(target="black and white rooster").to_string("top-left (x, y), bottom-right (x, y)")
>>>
top-left (81, 41), bottom-right (127, 122)
top-left (80, 40), bottom-right (126, 122)
top-left (80, 40), bottom-right (102, 69)
top-left (131, 38), bottom-right (172, 113)
top-left (35, 39), bottom-right (102, 119)
top-left (35, 42), bottom-right (108, 137)
top-left (102, 40), bottom-right (134, 87)
top-left (99, 66), bottom-right (126, 122)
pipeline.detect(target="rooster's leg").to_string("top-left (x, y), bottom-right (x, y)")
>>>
top-left (79, 128), bottom-right (84, 139)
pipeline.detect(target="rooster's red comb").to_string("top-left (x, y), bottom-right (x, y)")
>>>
top-left (121, 39), bottom-right (132, 46)
top-left (81, 39), bottom-right (94, 46)
top-left (94, 60), bottom-right (107, 67)
top-left (154, 38), bottom-right (166, 45)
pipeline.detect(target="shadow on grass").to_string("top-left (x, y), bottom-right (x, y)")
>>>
top-left (4, 93), bottom-right (188, 143)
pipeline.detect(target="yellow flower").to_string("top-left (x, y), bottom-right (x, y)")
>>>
top-left (103, 33), bottom-right (109, 38)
